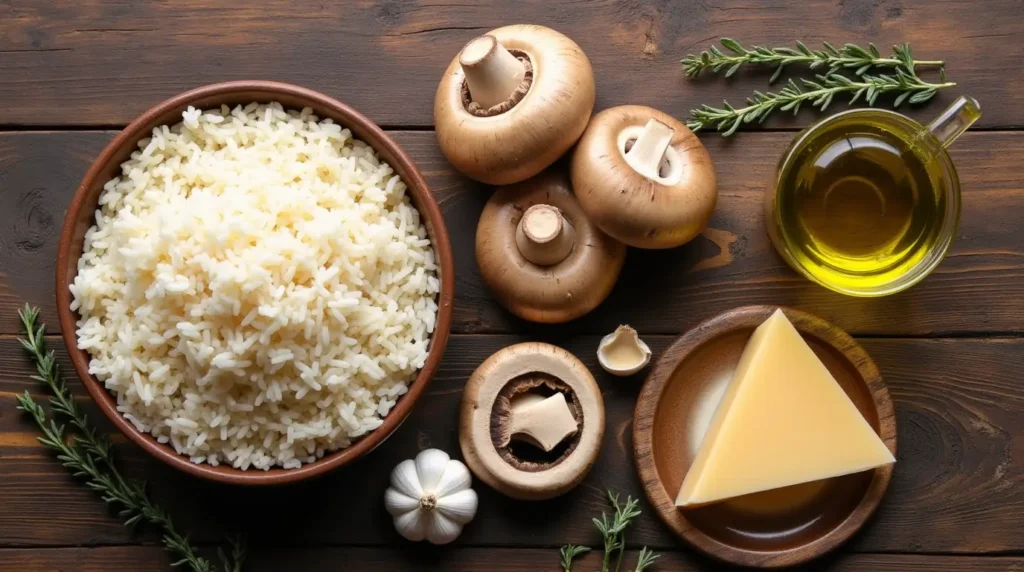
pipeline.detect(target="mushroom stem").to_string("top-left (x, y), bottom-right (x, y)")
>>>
top-left (459, 35), bottom-right (527, 109)
top-left (515, 204), bottom-right (575, 266)
top-left (624, 118), bottom-right (675, 180)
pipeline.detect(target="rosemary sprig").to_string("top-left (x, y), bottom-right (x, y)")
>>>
top-left (633, 547), bottom-right (660, 572)
top-left (688, 67), bottom-right (955, 136)
top-left (15, 305), bottom-right (245, 572)
top-left (560, 490), bottom-right (659, 572)
top-left (560, 544), bottom-right (591, 572)
top-left (683, 39), bottom-right (944, 82)
top-left (593, 491), bottom-right (641, 572)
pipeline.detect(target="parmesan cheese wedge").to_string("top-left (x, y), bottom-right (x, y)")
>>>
top-left (676, 309), bottom-right (895, 508)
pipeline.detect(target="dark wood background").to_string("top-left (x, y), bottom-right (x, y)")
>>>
top-left (1, 1), bottom-right (1021, 570)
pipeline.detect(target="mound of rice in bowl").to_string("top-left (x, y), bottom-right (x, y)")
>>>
top-left (70, 103), bottom-right (440, 470)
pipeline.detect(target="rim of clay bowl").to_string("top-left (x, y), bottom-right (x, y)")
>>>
top-left (55, 81), bottom-right (454, 485)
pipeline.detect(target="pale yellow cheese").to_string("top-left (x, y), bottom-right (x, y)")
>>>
top-left (676, 309), bottom-right (895, 508)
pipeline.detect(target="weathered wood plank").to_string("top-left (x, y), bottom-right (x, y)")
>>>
top-left (1, 130), bottom-right (1021, 336)
top-left (0, 0), bottom-right (1020, 129)
top-left (0, 335), bottom-right (1020, 552)
top-left (0, 547), bottom-right (1021, 572)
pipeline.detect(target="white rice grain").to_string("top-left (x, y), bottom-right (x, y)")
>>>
top-left (72, 103), bottom-right (439, 471)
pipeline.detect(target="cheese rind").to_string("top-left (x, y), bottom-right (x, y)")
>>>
top-left (676, 309), bottom-right (895, 508)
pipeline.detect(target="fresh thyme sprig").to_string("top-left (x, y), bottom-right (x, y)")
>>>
top-left (560, 491), bottom-right (659, 572)
top-left (683, 39), bottom-right (944, 82)
top-left (15, 305), bottom-right (245, 572)
top-left (688, 67), bottom-right (955, 136)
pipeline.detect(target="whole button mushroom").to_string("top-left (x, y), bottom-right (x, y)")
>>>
top-left (475, 168), bottom-right (626, 323)
top-left (434, 25), bottom-right (596, 185)
top-left (571, 105), bottom-right (718, 249)
top-left (459, 342), bottom-right (605, 500)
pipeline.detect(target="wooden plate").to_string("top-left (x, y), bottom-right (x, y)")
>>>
top-left (633, 306), bottom-right (896, 568)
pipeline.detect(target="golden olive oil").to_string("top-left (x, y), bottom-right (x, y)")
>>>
top-left (773, 113), bottom-right (951, 293)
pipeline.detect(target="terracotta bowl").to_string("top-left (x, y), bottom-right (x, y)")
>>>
top-left (55, 81), bottom-right (454, 485)
top-left (633, 306), bottom-right (896, 567)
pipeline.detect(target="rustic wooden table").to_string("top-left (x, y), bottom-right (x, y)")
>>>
top-left (1, 1), bottom-right (1021, 570)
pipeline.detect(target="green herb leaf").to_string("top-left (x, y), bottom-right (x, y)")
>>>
top-left (633, 547), bottom-right (661, 572)
top-left (687, 64), bottom-right (956, 136)
top-left (559, 544), bottom-right (591, 571)
top-left (681, 39), bottom-right (943, 79)
top-left (15, 306), bottom-right (245, 572)
top-left (720, 37), bottom-right (746, 55)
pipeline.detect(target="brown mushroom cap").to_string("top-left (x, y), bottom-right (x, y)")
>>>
top-left (435, 25), bottom-right (596, 185)
top-left (476, 168), bottom-right (626, 323)
top-left (459, 342), bottom-right (605, 500)
top-left (571, 105), bottom-right (718, 249)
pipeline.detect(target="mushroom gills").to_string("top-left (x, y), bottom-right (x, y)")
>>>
top-left (507, 392), bottom-right (579, 452)
top-left (620, 119), bottom-right (683, 185)
top-left (460, 35), bottom-right (530, 112)
top-left (597, 325), bottom-right (652, 376)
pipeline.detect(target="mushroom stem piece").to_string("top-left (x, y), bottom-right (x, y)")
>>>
top-left (460, 35), bottom-right (527, 109)
top-left (459, 342), bottom-right (606, 500)
top-left (515, 204), bottom-right (575, 266)
top-left (508, 393), bottom-right (579, 452)
top-left (624, 118), bottom-right (674, 180)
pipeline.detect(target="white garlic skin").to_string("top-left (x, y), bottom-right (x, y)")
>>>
top-left (385, 448), bottom-right (478, 545)
top-left (597, 324), bottom-right (652, 376)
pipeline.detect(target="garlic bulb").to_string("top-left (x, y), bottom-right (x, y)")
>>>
top-left (597, 325), bottom-right (652, 376)
top-left (384, 449), bottom-right (478, 545)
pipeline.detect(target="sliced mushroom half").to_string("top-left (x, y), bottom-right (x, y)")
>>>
top-left (459, 342), bottom-right (605, 500)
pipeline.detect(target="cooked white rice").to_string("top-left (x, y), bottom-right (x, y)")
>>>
top-left (70, 103), bottom-right (439, 471)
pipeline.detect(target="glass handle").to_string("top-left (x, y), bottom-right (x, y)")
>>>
top-left (927, 96), bottom-right (981, 149)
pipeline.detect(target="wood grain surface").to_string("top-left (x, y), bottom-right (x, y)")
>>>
top-left (1, 1), bottom-right (1021, 569)
top-left (0, 0), bottom-right (1020, 129)
top-left (0, 548), bottom-right (1022, 572)
top-left (1, 335), bottom-right (1020, 554)
top-left (2, 131), bottom-right (1022, 337)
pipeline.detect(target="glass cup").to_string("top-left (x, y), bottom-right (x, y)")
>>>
top-left (765, 96), bottom-right (981, 297)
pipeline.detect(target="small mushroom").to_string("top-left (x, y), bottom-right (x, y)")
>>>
top-left (459, 342), bottom-right (605, 500)
top-left (597, 325), bottom-right (652, 376)
top-left (571, 105), bottom-right (718, 249)
top-left (476, 168), bottom-right (626, 323)
top-left (435, 25), bottom-right (595, 185)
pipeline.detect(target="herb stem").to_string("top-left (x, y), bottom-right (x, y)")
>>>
top-left (688, 69), bottom-right (955, 136)
top-left (614, 531), bottom-right (626, 572)
top-left (561, 491), bottom-right (658, 571)
top-left (683, 39), bottom-right (944, 82)
top-left (559, 544), bottom-right (590, 571)
top-left (15, 305), bottom-right (244, 572)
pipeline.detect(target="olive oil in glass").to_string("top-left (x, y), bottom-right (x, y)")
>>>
top-left (767, 97), bottom-right (980, 296)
